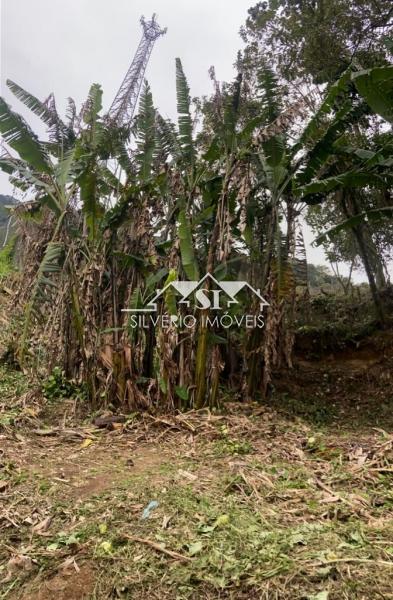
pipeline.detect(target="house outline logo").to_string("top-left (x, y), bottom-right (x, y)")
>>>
top-left (122, 273), bottom-right (269, 313)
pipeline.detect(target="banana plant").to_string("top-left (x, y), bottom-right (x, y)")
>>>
top-left (294, 66), bottom-right (393, 200)
top-left (0, 81), bottom-right (124, 383)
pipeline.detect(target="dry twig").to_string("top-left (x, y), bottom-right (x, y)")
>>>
top-left (121, 534), bottom-right (192, 562)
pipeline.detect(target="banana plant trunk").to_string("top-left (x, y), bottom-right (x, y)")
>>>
top-left (194, 218), bottom-right (221, 409)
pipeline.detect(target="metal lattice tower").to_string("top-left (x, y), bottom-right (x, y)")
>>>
top-left (108, 14), bottom-right (166, 127)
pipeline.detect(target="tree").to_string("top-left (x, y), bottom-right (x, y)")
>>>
top-left (240, 0), bottom-right (393, 85)
top-left (239, 3), bottom-right (393, 321)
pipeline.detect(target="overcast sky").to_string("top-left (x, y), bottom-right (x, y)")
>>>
top-left (0, 0), bottom-right (365, 279)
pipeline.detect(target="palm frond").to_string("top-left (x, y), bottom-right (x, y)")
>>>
top-left (19, 241), bottom-right (65, 362)
top-left (297, 171), bottom-right (393, 201)
top-left (0, 97), bottom-right (51, 173)
top-left (0, 155), bottom-right (57, 198)
top-left (81, 84), bottom-right (104, 149)
top-left (135, 81), bottom-right (156, 180)
top-left (223, 72), bottom-right (242, 148)
top-left (352, 65), bottom-right (393, 123)
top-left (315, 207), bottom-right (393, 246)
top-left (83, 84), bottom-right (103, 126)
top-left (7, 80), bottom-right (74, 148)
top-left (66, 97), bottom-right (77, 130)
top-left (293, 225), bottom-right (308, 286)
top-left (55, 147), bottom-right (76, 189)
top-left (155, 114), bottom-right (181, 162)
top-left (296, 100), bottom-right (370, 185)
top-left (100, 165), bottom-right (124, 194)
top-left (79, 168), bottom-right (104, 240)
top-left (257, 63), bottom-right (282, 123)
top-left (176, 58), bottom-right (195, 166)
top-left (292, 67), bottom-right (353, 155)
top-left (257, 64), bottom-right (285, 168)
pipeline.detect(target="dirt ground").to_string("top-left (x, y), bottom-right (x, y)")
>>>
top-left (0, 333), bottom-right (393, 599)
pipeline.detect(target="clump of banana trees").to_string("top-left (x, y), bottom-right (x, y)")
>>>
top-left (0, 58), bottom-right (392, 410)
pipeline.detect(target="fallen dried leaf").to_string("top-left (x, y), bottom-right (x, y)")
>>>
top-left (33, 516), bottom-right (52, 535)
top-left (0, 480), bottom-right (9, 492)
top-left (177, 469), bottom-right (198, 482)
top-left (79, 438), bottom-right (93, 449)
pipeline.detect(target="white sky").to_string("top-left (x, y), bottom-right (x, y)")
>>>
top-left (0, 0), bottom-right (365, 280)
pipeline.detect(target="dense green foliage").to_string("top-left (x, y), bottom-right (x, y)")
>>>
top-left (241, 0), bottom-right (393, 84)
top-left (0, 4), bottom-right (392, 409)
top-left (239, 2), bottom-right (393, 319)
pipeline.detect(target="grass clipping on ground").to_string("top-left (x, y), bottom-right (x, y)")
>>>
top-left (0, 366), bottom-right (393, 599)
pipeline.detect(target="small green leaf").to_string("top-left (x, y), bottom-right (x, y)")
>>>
top-left (99, 541), bottom-right (113, 554)
top-left (175, 385), bottom-right (188, 401)
top-left (46, 542), bottom-right (59, 551)
top-left (310, 592), bottom-right (329, 600)
top-left (214, 514), bottom-right (229, 528)
top-left (203, 136), bottom-right (220, 163)
top-left (188, 541), bottom-right (203, 556)
top-left (146, 267), bottom-right (168, 292)
top-left (159, 377), bottom-right (167, 395)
